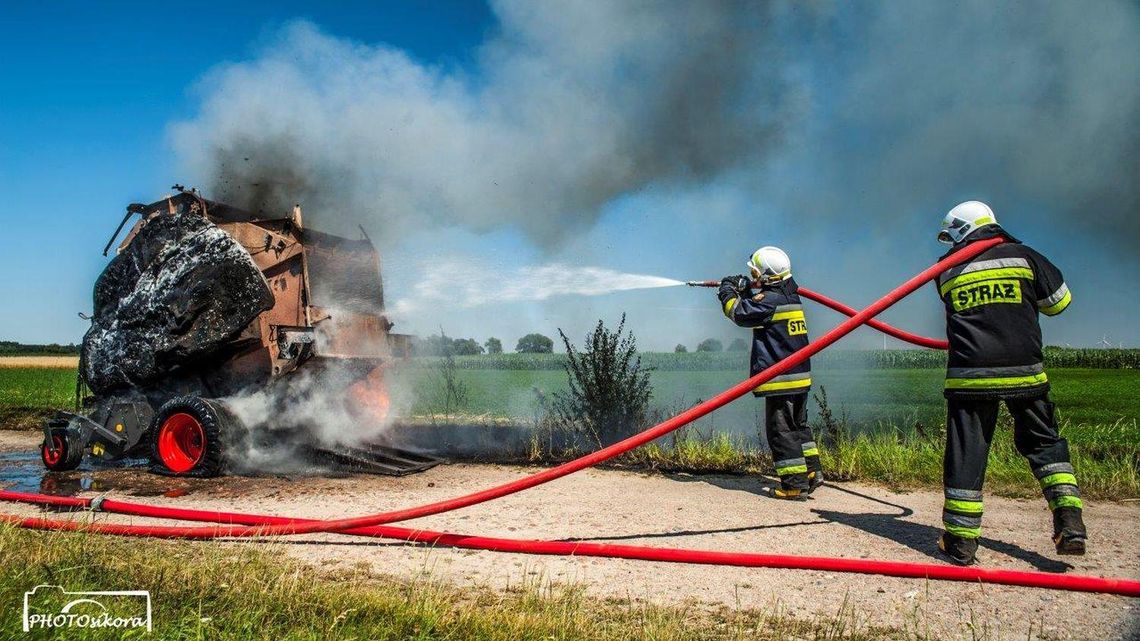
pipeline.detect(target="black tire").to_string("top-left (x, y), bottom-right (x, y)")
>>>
top-left (41, 428), bottom-right (84, 472)
top-left (149, 396), bottom-right (229, 477)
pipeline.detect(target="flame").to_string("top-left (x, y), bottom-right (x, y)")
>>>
top-left (348, 365), bottom-right (391, 425)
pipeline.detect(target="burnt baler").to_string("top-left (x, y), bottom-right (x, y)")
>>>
top-left (42, 191), bottom-right (435, 477)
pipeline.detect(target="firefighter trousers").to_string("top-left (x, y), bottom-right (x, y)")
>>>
top-left (943, 393), bottom-right (1082, 539)
top-left (765, 392), bottom-right (822, 490)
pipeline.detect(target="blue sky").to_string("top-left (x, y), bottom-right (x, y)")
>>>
top-left (1, 2), bottom-right (1136, 350)
top-left (0, 2), bottom-right (493, 344)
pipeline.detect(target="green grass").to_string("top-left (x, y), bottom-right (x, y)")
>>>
top-left (0, 525), bottom-right (889, 640)
top-left (621, 417), bottom-right (1139, 501)
top-left (0, 367), bottom-right (75, 429)
top-left (819, 418), bottom-right (1139, 500)
top-left (4, 364), bottom-right (1137, 499)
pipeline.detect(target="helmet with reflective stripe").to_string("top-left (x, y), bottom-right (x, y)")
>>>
top-left (747, 246), bottom-right (792, 284)
top-left (938, 201), bottom-right (1000, 245)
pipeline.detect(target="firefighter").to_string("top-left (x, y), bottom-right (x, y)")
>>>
top-left (717, 246), bottom-right (822, 499)
top-left (934, 201), bottom-right (1085, 565)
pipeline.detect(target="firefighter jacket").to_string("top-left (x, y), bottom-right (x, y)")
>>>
top-left (936, 227), bottom-right (1072, 399)
top-left (718, 277), bottom-right (811, 397)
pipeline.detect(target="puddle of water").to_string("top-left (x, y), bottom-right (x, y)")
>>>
top-left (0, 452), bottom-right (188, 497)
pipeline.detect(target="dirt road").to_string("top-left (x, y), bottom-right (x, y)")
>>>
top-left (1, 431), bottom-right (1137, 639)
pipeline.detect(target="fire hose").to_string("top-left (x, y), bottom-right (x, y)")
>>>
top-left (685, 280), bottom-right (949, 350)
top-left (2, 235), bottom-right (1139, 596)
top-left (2, 489), bottom-right (1137, 596)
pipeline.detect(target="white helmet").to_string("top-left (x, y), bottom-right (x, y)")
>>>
top-left (747, 246), bottom-right (792, 284)
top-left (938, 201), bottom-right (999, 245)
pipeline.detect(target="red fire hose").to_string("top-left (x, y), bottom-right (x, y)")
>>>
top-left (0, 237), bottom-right (1006, 540)
top-left (2, 490), bottom-right (1138, 597)
top-left (796, 288), bottom-right (949, 350)
top-left (687, 280), bottom-right (949, 350)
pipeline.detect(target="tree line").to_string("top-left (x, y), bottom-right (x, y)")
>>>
top-left (673, 338), bottom-right (748, 353)
top-left (412, 333), bottom-right (555, 356)
top-left (411, 332), bottom-right (750, 357)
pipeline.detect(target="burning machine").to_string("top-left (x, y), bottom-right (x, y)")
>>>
top-left (41, 190), bottom-right (436, 477)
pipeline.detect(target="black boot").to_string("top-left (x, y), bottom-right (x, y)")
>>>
top-left (805, 470), bottom-right (824, 494)
top-left (1052, 507), bottom-right (1087, 555)
top-left (938, 531), bottom-right (978, 566)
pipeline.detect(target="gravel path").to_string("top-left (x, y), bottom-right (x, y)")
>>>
top-left (1, 431), bottom-right (1137, 639)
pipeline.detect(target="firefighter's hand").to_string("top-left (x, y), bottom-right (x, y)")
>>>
top-left (720, 275), bottom-right (750, 292)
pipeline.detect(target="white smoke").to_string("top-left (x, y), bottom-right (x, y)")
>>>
top-left (170, 2), bottom-right (799, 245)
top-left (171, 0), bottom-right (1140, 350)
top-left (391, 261), bottom-right (682, 316)
top-left (219, 364), bottom-right (418, 473)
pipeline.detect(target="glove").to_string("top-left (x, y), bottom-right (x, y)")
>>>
top-left (720, 275), bottom-right (750, 292)
top-left (718, 275), bottom-right (748, 304)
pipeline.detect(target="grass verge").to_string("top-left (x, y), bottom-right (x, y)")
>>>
top-left (0, 525), bottom-right (892, 640)
top-left (620, 416), bottom-right (1140, 500)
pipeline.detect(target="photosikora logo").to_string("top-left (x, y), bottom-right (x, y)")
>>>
top-left (22, 584), bottom-right (152, 632)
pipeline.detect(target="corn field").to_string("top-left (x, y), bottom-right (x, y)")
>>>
top-left (405, 347), bottom-right (1140, 371)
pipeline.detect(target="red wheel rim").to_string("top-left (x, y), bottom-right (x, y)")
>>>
top-left (42, 435), bottom-right (64, 467)
top-left (157, 413), bottom-right (206, 474)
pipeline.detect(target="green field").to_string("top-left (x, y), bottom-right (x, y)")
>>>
top-left (398, 366), bottom-right (1140, 434)
top-left (0, 367), bottom-right (75, 428)
top-left (401, 360), bottom-right (1139, 500)
top-left (4, 357), bottom-right (1137, 498)
top-left (4, 360), bottom-right (1137, 442)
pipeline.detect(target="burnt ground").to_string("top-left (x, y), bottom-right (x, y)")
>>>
top-left (1, 431), bottom-right (1138, 640)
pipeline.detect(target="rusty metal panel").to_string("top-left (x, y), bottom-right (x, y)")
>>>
top-left (302, 230), bottom-right (385, 314)
top-left (312, 309), bottom-right (392, 358)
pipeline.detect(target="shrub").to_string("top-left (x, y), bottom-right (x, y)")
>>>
top-left (552, 314), bottom-right (653, 446)
top-left (674, 344), bottom-right (688, 353)
top-left (427, 330), bottom-right (469, 414)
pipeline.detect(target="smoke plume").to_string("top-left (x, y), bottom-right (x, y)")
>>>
top-left (172, 2), bottom-right (799, 245)
top-left (173, 0), bottom-right (1140, 349)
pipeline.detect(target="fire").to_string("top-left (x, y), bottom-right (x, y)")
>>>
top-left (347, 365), bottom-right (391, 425)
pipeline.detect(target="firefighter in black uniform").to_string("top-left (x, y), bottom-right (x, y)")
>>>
top-left (718, 246), bottom-right (822, 499)
top-left (934, 201), bottom-right (1086, 565)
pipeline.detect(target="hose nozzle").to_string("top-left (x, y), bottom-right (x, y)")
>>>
top-left (686, 280), bottom-right (719, 288)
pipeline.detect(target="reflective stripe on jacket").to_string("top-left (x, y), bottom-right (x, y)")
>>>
top-left (718, 277), bottom-right (811, 397)
top-left (936, 228), bottom-right (1071, 399)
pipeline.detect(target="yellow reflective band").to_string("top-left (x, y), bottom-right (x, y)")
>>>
top-left (944, 523), bottom-right (981, 539)
top-left (771, 310), bottom-right (805, 321)
top-left (1039, 472), bottom-right (1078, 488)
top-left (945, 372), bottom-right (1048, 390)
top-left (1049, 496), bottom-right (1083, 510)
top-left (772, 310), bottom-right (808, 336)
top-left (802, 448), bottom-right (820, 457)
top-left (1039, 290), bottom-right (1071, 316)
top-left (754, 378), bottom-right (813, 393)
top-left (939, 267), bottom-right (1034, 296)
top-left (973, 216), bottom-right (993, 226)
top-left (723, 297), bottom-right (738, 318)
top-left (944, 498), bottom-right (983, 514)
top-left (776, 464), bottom-right (809, 475)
